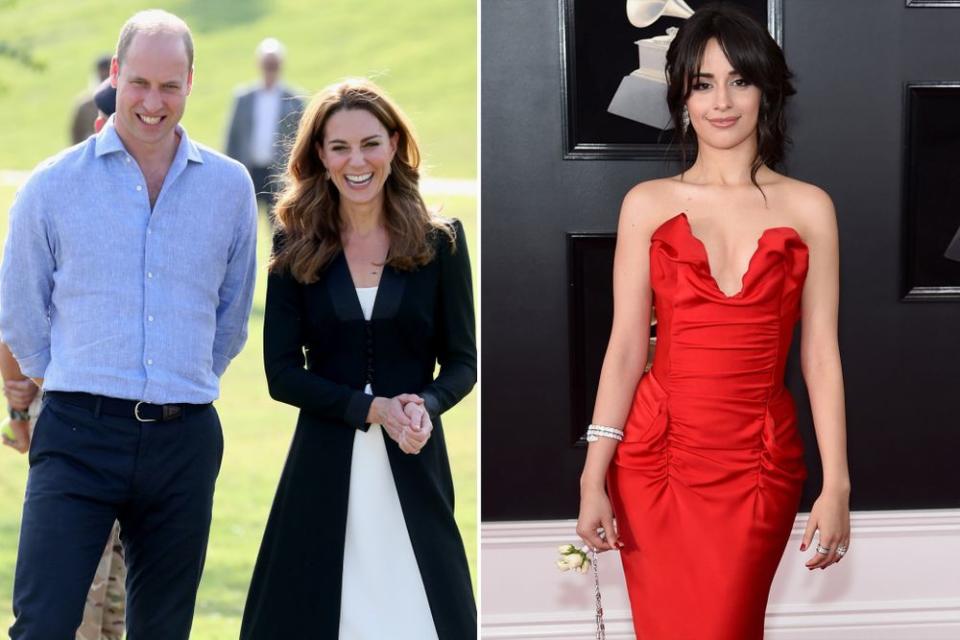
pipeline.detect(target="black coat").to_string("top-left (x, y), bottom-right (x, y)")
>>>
top-left (240, 220), bottom-right (477, 639)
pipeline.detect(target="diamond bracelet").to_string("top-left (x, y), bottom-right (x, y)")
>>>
top-left (585, 423), bottom-right (624, 443)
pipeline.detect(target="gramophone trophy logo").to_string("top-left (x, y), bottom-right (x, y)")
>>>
top-left (607, 0), bottom-right (695, 129)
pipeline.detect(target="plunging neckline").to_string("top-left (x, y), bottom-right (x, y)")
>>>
top-left (355, 285), bottom-right (379, 324)
top-left (343, 247), bottom-right (386, 318)
top-left (671, 211), bottom-right (805, 299)
top-left (350, 281), bottom-right (380, 319)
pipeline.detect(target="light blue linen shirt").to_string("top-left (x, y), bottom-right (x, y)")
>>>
top-left (0, 117), bottom-right (257, 404)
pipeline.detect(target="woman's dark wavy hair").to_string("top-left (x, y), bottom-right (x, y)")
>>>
top-left (665, 2), bottom-right (795, 191)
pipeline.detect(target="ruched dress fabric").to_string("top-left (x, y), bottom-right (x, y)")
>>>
top-left (608, 212), bottom-right (810, 640)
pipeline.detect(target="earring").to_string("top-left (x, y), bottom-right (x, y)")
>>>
top-left (681, 106), bottom-right (690, 134)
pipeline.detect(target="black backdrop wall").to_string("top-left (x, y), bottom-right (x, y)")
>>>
top-left (481, 0), bottom-right (960, 521)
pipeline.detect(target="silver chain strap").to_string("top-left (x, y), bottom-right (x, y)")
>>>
top-left (592, 548), bottom-right (606, 640)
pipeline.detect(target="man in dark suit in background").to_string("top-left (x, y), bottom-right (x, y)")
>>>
top-left (225, 37), bottom-right (304, 216)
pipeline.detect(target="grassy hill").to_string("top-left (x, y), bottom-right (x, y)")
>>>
top-left (0, 0), bottom-right (477, 178)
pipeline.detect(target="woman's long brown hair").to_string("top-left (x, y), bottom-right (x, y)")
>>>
top-left (269, 78), bottom-right (455, 283)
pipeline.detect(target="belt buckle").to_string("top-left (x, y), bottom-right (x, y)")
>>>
top-left (134, 401), bottom-right (157, 423)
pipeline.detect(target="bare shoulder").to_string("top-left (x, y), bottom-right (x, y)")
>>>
top-left (770, 174), bottom-right (837, 239)
top-left (619, 177), bottom-right (679, 235)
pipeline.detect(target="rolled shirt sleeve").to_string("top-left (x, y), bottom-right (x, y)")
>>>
top-left (0, 176), bottom-right (56, 378)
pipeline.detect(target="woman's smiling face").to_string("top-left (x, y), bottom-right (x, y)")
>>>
top-left (317, 108), bottom-right (399, 207)
top-left (685, 37), bottom-right (762, 151)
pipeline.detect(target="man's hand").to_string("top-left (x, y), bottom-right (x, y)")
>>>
top-left (4, 379), bottom-right (39, 410)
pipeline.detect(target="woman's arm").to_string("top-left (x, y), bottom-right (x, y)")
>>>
top-left (577, 185), bottom-right (657, 551)
top-left (419, 219), bottom-right (477, 419)
top-left (263, 269), bottom-right (378, 429)
top-left (796, 186), bottom-right (851, 570)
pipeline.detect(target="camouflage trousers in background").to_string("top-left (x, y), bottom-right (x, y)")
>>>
top-left (76, 520), bottom-right (125, 640)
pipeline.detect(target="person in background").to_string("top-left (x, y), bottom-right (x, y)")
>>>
top-left (225, 37), bottom-right (304, 217)
top-left (70, 54), bottom-right (111, 144)
top-left (1, 10), bottom-right (257, 638)
top-left (92, 79), bottom-right (116, 133)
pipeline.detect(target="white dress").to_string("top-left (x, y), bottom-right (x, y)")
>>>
top-left (337, 286), bottom-right (439, 640)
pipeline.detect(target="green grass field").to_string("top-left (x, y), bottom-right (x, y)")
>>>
top-left (0, 1), bottom-right (476, 636)
top-left (0, 0), bottom-right (476, 178)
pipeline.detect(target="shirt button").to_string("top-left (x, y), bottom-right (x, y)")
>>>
top-left (148, 315), bottom-right (154, 322)
top-left (136, 185), bottom-right (142, 191)
top-left (147, 359), bottom-right (153, 365)
top-left (125, 157), bottom-right (131, 163)
top-left (147, 229), bottom-right (153, 235)
top-left (147, 272), bottom-right (153, 279)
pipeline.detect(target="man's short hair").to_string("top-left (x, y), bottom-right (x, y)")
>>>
top-left (116, 10), bottom-right (194, 69)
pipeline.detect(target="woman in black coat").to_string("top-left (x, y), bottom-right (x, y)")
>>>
top-left (241, 79), bottom-right (476, 639)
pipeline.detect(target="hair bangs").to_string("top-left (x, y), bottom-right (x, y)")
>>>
top-left (664, 2), bottom-right (795, 193)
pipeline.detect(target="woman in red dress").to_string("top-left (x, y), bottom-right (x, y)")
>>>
top-left (576, 5), bottom-right (851, 639)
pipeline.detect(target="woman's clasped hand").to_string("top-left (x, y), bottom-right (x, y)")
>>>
top-left (368, 394), bottom-right (433, 455)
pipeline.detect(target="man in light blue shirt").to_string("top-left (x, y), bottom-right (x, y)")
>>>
top-left (0, 10), bottom-right (256, 639)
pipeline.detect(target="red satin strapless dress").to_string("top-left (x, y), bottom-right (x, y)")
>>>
top-left (608, 212), bottom-right (809, 640)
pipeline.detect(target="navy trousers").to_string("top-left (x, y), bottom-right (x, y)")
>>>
top-left (10, 393), bottom-right (223, 639)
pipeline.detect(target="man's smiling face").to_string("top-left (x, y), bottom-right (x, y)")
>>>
top-left (111, 30), bottom-right (193, 151)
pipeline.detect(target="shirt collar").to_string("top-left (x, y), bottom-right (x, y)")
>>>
top-left (94, 114), bottom-right (204, 165)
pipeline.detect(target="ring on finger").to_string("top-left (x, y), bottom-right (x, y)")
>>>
top-left (815, 544), bottom-right (831, 555)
